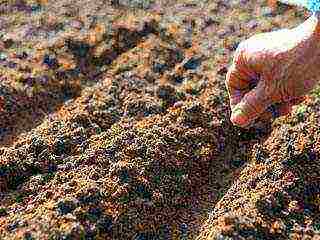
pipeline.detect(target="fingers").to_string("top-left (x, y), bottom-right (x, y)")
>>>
top-left (225, 63), bottom-right (259, 108)
top-left (225, 40), bottom-right (259, 108)
top-left (230, 81), bottom-right (272, 128)
top-left (225, 64), bottom-right (247, 108)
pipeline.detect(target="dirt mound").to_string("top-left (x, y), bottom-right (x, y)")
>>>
top-left (0, 0), bottom-right (320, 239)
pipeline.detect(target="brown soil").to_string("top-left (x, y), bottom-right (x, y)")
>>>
top-left (0, 0), bottom-right (319, 239)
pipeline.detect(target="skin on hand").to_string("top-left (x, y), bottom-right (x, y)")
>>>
top-left (226, 13), bottom-right (320, 128)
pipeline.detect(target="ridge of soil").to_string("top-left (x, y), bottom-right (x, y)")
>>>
top-left (0, 1), bottom-right (319, 239)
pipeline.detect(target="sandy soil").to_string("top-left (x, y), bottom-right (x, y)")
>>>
top-left (0, 0), bottom-right (320, 239)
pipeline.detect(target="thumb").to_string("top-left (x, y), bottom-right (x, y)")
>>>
top-left (230, 81), bottom-right (272, 128)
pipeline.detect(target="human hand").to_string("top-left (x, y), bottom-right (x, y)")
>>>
top-left (226, 13), bottom-right (320, 128)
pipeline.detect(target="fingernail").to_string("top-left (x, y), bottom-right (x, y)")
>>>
top-left (231, 107), bottom-right (249, 127)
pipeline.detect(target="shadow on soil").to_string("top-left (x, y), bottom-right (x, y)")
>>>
top-left (0, 20), bottom-right (159, 147)
top-left (253, 147), bottom-right (320, 239)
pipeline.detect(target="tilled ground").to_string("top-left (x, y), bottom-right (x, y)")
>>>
top-left (0, 0), bottom-right (320, 239)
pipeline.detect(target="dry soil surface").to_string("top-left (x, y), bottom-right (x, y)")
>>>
top-left (0, 0), bottom-right (320, 239)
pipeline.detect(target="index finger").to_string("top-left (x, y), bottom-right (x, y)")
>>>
top-left (225, 62), bottom-right (260, 109)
